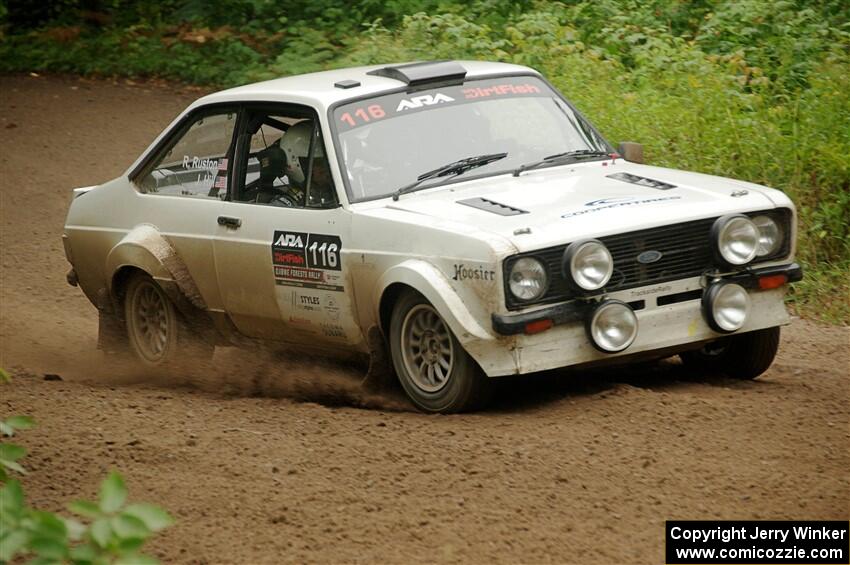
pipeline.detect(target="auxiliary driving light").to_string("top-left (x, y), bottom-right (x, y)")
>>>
top-left (702, 281), bottom-right (750, 333)
top-left (587, 300), bottom-right (638, 353)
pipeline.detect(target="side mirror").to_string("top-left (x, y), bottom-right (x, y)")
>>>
top-left (617, 142), bottom-right (644, 164)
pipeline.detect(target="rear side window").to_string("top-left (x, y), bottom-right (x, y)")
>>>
top-left (137, 111), bottom-right (237, 199)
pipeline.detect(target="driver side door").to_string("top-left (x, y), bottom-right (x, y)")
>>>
top-left (212, 103), bottom-right (362, 349)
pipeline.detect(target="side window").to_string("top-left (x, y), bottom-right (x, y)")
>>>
top-left (234, 110), bottom-right (338, 209)
top-left (138, 111), bottom-right (237, 199)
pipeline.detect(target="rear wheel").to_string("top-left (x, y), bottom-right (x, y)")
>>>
top-left (389, 290), bottom-right (491, 413)
top-left (124, 273), bottom-right (212, 366)
top-left (680, 326), bottom-right (780, 380)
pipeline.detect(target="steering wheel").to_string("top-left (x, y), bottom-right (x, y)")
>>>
top-left (241, 177), bottom-right (289, 203)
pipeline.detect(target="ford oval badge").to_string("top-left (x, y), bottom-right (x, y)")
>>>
top-left (637, 250), bottom-right (663, 264)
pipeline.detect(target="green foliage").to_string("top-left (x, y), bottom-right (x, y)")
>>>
top-left (0, 415), bottom-right (34, 480)
top-left (1, 0), bottom-right (848, 321)
top-left (1, 472), bottom-right (173, 564)
top-left (0, 379), bottom-right (173, 564)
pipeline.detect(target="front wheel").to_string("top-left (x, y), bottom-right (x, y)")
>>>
top-left (389, 290), bottom-right (491, 413)
top-left (680, 326), bottom-right (781, 380)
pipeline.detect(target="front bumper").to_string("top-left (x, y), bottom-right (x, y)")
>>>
top-left (492, 263), bottom-right (802, 336)
top-left (472, 263), bottom-right (801, 377)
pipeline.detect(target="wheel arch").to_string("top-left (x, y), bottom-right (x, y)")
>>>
top-left (105, 224), bottom-right (206, 310)
top-left (374, 260), bottom-right (493, 346)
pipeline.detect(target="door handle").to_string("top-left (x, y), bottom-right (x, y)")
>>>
top-left (217, 215), bottom-right (242, 229)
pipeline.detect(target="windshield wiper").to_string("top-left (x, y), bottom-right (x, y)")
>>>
top-left (512, 149), bottom-right (612, 177)
top-left (392, 153), bottom-right (508, 201)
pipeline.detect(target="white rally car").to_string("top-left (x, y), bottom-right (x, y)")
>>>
top-left (63, 61), bottom-right (802, 412)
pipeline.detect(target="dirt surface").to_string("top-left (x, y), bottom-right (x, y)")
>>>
top-left (1, 74), bottom-right (849, 564)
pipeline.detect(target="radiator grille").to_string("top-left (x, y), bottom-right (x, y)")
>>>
top-left (504, 208), bottom-right (791, 310)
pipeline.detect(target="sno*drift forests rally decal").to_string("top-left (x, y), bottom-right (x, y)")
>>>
top-left (271, 231), bottom-right (344, 291)
top-left (561, 195), bottom-right (682, 218)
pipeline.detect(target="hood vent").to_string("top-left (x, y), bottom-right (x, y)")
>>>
top-left (607, 172), bottom-right (676, 190)
top-left (457, 197), bottom-right (528, 216)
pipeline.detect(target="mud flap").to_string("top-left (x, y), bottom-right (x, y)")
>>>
top-left (361, 325), bottom-right (395, 391)
top-left (98, 311), bottom-right (128, 353)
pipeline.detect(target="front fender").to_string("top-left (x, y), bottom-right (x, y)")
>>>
top-left (373, 260), bottom-right (518, 376)
top-left (374, 259), bottom-right (494, 344)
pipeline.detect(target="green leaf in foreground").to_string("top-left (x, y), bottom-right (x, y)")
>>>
top-left (29, 510), bottom-right (68, 541)
top-left (0, 443), bottom-right (27, 461)
top-left (90, 517), bottom-right (112, 548)
top-left (61, 516), bottom-right (87, 541)
top-left (69, 542), bottom-right (98, 561)
top-left (110, 514), bottom-right (149, 539)
top-left (0, 529), bottom-right (30, 561)
top-left (99, 471), bottom-right (128, 513)
top-left (1, 458), bottom-right (27, 475)
top-left (68, 499), bottom-right (102, 519)
top-left (0, 479), bottom-right (25, 512)
top-left (4, 415), bottom-right (35, 432)
top-left (124, 503), bottom-right (174, 532)
top-left (29, 536), bottom-right (68, 560)
top-left (116, 553), bottom-right (160, 565)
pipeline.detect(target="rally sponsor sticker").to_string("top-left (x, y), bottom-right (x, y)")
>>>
top-left (271, 230), bottom-right (343, 291)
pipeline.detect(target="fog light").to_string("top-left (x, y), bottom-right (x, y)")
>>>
top-left (703, 282), bottom-right (750, 333)
top-left (587, 300), bottom-right (638, 353)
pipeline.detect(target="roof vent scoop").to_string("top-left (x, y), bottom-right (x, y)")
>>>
top-left (367, 61), bottom-right (467, 88)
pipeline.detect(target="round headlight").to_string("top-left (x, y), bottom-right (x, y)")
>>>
top-left (702, 282), bottom-right (750, 333)
top-left (563, 240), bottom-right (613, 291)
top-left (753, 215), bottom-right (783, 256)
top-left (587, 300), bottom-right (638, 352)
top-left (712, 215), bottom-right (759, 267)
top-left (508, 257), bottom-right (548, 302)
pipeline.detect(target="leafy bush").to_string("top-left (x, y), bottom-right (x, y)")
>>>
top-left (1, 472), bottom-right (173, 564)
top-left (0, 0), bottom-right (848, 321)
top-left (1, 369), bottom-right (173, 564)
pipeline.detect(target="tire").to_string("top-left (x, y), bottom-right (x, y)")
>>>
top-left (123, 273), bottom-right (212, 366)
top-left (680, 326), bottom-right (781, 380)
top-left (389, 290), bottom-right (491, 413)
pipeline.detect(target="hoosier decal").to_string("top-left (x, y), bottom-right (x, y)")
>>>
top-left (453, 263), bottom-right (496, 282)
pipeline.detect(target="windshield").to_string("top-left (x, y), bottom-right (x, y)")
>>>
top-left (332, 76), bottom-right (610, 202)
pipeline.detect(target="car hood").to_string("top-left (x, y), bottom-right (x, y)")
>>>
top-left (372, 161), bottom-right (782, 253)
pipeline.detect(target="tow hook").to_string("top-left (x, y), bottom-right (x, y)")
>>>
top-left (66, 268), bottom-right (78, 287)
